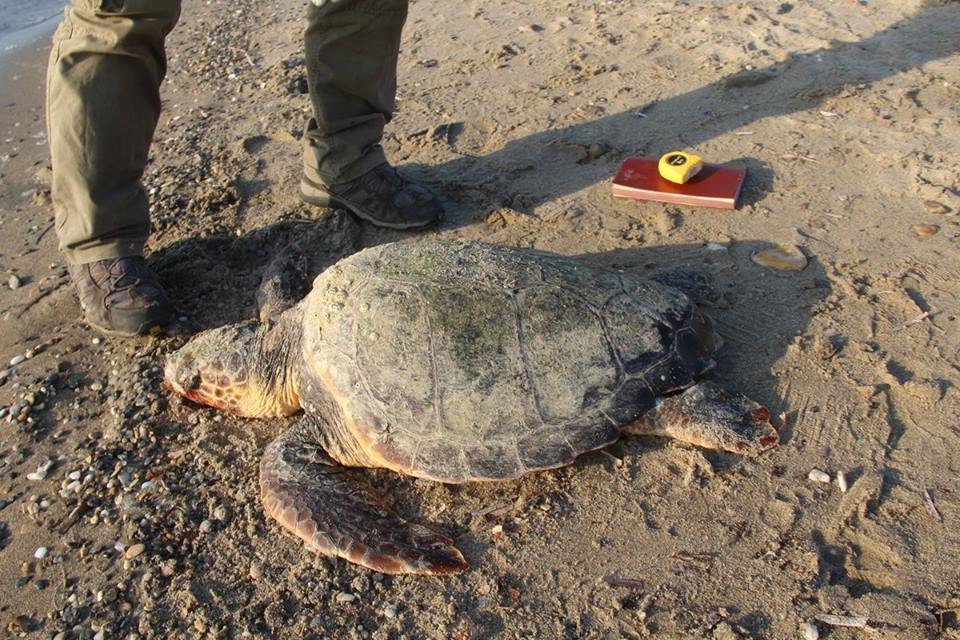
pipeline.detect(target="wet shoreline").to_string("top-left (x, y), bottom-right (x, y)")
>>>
top-left (0, 4), bottom-right (61, 59)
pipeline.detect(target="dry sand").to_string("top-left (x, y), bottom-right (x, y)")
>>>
top-left (1, 0), bottom-right (959, 638)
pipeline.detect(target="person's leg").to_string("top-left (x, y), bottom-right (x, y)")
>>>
top-left (300, 0), bottom-right (442, 229)
top-left (48, 0), bottom-right (181, 335)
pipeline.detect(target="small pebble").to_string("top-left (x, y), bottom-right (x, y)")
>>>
top-left (808, 469), bottom-right (832, 484)
top-left (335, 592), bottom-right (357, 605)
top-left (751, 245), bottom-right (808, 271)
top-left (7, 274), bottom-right (21, 290)
top-left (249, 563), bottom-right (264, 580)
top-left (711, 622), bottom-right (739, 640)
top-left (9, 354), bottom-right (26, 366)
top-left (350, 575), bottom-right (370, 593)
top-left (34, 547), bottom-right (49, 559)
top-left (92, 337), bottom-right (102, 345)
top-left (912, 223), bottom-right (939, 238)
top-left (836, 471), bottom-right (848, 493)
top-left (199, 519), bottom-right (213, 533)
top-left (125, 543), bottom-right (145, 560)
top-left (383, 604), bottom-right (398, 619)
top-left (586, 143), bottom-right (608, 159)
top-left (803, 621), bottom-right (820, 640)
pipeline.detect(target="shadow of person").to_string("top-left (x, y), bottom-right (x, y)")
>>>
top-left (411, 2), bottom-right (959, 223)
top-left (151, 210), bottom-right (366, 330)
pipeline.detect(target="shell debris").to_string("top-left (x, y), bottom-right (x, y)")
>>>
top-left (912, 223), bottom-right (940, 237)
top-left (751, 245), bottom-right (808, 271)
top-left (807, 469), bottom-right (831, 484)
top-left (835, 471), bottom-right (848, 493)
top-left (26, 458), bottom-right (54, 481)
top-left (813, 613), bottom-right (870, 629)
top-left (923, 489), bottom-right (943, 523)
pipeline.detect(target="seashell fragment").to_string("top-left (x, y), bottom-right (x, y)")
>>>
top-left (912, 224), bottom-right (939, 238)
top-left (923, 200), bottom-right (952, 215)
top-left (751, 245), bottom-right (808, 271)
top-left (836, 471), bottom-right (848, 493)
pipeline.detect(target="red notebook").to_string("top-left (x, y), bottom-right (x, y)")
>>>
top-left (612, 156), bottom-right (747, 209)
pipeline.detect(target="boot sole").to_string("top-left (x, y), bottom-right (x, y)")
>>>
top-left (86, 320), bottom-right (169, 338)
top-left (300, 178), bottom-right (441, 230)
top-left (82, 307), bottom-right (175, 338)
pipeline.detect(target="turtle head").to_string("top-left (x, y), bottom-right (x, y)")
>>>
top-left (164, 318), bottom-right (301, 418)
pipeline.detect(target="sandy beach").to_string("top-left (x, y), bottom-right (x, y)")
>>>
top-left (1, 0), bottom-right (959, 638)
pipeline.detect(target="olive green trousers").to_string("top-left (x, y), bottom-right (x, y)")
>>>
top-left (48, 0), bottom-right (408, 263)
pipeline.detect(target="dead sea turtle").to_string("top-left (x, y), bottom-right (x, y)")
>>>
top-left (164, 240), bottom-right (778, 575)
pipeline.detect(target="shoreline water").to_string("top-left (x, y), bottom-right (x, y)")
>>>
top-left (0, 1), bottom-right (63, 57)
top-left (0, 5), bottom-right (58, 116)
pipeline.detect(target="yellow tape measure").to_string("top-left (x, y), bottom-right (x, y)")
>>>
top-left (658, 151), bottom-right (703, 184)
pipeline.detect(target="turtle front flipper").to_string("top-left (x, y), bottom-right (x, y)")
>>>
top-left (256, 242), bottom-right (311, 322)
top-left (260, 416), bottom-right (468, 575)
top-left (625, 382), bottom-right (779, 455)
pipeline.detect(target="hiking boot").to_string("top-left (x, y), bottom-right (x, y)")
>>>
top-left (67, 256), bottom-right (175, 337)
top-left (301, 163), bottom-right (443, 229)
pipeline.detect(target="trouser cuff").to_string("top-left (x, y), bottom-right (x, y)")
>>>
top-left (61, 238), bottom-right (147, 265)
top-left (301, 118), bottom-right (389, 185)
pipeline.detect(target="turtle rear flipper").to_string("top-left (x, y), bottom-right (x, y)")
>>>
top-left (260, 417), bottom-right (468, 575)
top-left (626, 382), bottom-right (779, 455)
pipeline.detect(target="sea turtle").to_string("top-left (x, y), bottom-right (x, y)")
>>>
top-left (164, 240), bottom-right (778, 575)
